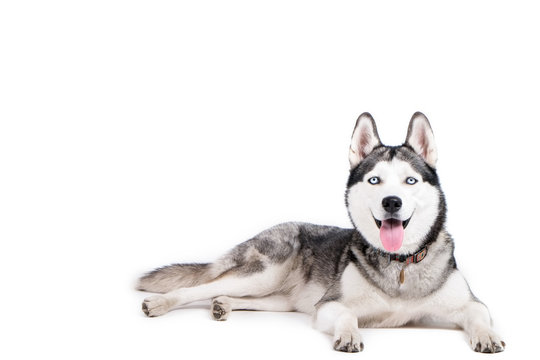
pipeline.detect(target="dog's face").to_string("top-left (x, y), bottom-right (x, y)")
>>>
top-left (345, 113), bottom-right (446, 254)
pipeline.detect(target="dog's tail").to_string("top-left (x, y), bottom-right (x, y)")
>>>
top-left (136, 263), bottom-right (214, 293)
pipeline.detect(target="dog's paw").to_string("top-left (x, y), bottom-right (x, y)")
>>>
top-left (142, 295), bottom-right (171, 317)
top-left (333, 330), bottom-right (364, 353)
top-left (211, 296), bottom-right (232, 321)
top-left (469, 328), bottom-right (505, 353)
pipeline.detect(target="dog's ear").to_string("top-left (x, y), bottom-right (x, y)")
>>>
top-left (349, 113), bottom-right (381, 169)
top-left (405, 112), bottom-right (437, 168)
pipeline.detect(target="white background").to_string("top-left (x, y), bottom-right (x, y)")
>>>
top-left (1, 1), bottom-right (538, 359)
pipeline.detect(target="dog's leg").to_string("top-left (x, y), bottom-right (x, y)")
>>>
top-left (315, 301), bottom-right (363, 353)
top-left (142, 266), bottom-right (287, 317)
top-left (447, 300), bottom-right (505, 353)
top-left (142, 223), bottom-right (302, 317)
top-left (432, 272), bottom-right (505, 353)
top-left (211, 295), bottom-right (294, 321)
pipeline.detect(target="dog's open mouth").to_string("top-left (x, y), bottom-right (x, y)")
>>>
top-left (373, 216), bottom-right (411, 252)
top-left (374, 217), bottom-right (411, 229)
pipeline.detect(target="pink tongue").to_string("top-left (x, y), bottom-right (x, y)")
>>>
top-left (380, 219), bottom-right (404, 252)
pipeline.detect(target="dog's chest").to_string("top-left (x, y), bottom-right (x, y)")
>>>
top-left (342, 261), bottom-right (427, 297)
top-left (339, 263), bottom-right (440, 325)
top-left (349, 245), bottom-right (452, 298)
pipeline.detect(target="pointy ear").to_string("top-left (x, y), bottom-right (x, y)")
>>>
top-left (349, 112), bottom-right (381, 169)
top-left (405, 112), bottom-right (437, 168)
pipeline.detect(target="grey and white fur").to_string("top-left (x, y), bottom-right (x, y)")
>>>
top-left (137, 112), bottom-right (505, 353)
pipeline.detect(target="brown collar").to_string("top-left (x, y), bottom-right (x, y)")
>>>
top-left (388, 247), bottom-right (428, 264)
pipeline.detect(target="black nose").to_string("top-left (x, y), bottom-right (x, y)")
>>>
top-left (382, 196), bottom-right (402, 213)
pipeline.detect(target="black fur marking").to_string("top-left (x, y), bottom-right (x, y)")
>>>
top-left (395, 146), bottom-right (439, 186)
top-left (242, 259), bottom-right (265, 274)
top-left (347, 145), bottom-right (440, 189)
top-left (296, 226), bottom-right (354, 287)
top-left (347, 146), bottom-right (389, 187)
top-left (254, 238), bottom-right (293, 263)
top-left (226, 242), bottom-right (269, 276)
top-left (417, 188), bottom-right (447, 249)
top-left (349, 231), bottom-right (390, 281)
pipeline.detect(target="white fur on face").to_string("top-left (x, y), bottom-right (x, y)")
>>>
top-left (347, 158), bottom-right (440, 254)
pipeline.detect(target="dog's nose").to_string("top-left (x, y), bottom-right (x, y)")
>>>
top-left (382, 196), bottom-right (402, 213)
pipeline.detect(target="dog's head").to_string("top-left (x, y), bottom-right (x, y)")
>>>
top-left (345, 112), bottom-right (446, 254)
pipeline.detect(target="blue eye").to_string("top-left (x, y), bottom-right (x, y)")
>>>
top-left (406, 177), bottom-right (418, 185)
top-left (368, 176), bottom-right (380, 185)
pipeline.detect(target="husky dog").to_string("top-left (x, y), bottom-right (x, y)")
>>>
top-left (137, 112), bottom-right (505, 353)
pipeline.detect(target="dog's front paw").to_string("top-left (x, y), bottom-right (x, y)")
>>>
top-left (142, 295), bottom-right (172, 317)
top-left (211, 296), bottom-right (231, 321)
top-left (333, 330), bottom-right (364, 353)
top-left (469, 328), bottom-right (505, 353)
